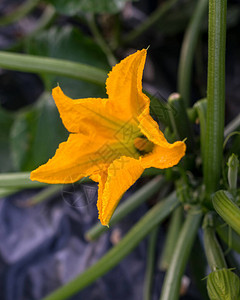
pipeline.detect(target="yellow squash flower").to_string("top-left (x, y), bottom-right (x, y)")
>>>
top-left (30, 49), bottom-right (186, 226)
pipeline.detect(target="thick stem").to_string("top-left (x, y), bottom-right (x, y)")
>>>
top-left (203, 213), bottom-right (227, 272)
top-left (159, 206), bottom-right (182, 271)
top-left (203, 0), bottom-right (227, 197)
top-left (0, 52), bottom-right (107, 86)
top-left (159, 207), bottom-right (202, 300)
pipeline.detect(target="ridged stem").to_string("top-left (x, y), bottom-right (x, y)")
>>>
top-left (212, 190), bottom-right (240, 236)
top-left (159, 207), bottom-right (202, 300)
top-left (203, 0), bottom-right (227, 196)
top-left (203, 213), bottom-right (227, 271)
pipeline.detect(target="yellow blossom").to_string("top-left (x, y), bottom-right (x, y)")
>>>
top-left (30, 49), bottom-right (186, 226)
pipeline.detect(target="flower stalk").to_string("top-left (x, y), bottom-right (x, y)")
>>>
top-left (159, 206), bottom-right (182, 270)
top-left (159, 206), bottom-right (202, 300)
top-left (203, 213), bottom-right (227, 271)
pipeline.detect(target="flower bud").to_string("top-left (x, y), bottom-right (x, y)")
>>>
top-left (207, 268), bottom-right (240, 300)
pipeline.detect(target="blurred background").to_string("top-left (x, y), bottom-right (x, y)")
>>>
top-left (0, 0), bottom-right (240, 299)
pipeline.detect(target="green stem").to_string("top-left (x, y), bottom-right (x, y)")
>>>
top-left (203, 213), bottom-right (227, 271)
top-left (224, 113), bottom-right (240, 137)
top-left (203, 0), bottom-right (227, 197)
top-left (29, 5), bottom-right (56, 36)
top-left (0, 172), bottom-right (90, 188)
top-left (6, 5), bottom-right (56, 53)
top-left (144, 227), bottom-right (159, 300)
top-left (189, 236), bottom-right (209, 300)
top-left (42, 193), bottom-right (179, 300)
top-left (159, 206), bottom-right (182, 271)
top-left (87, 15), bottom-right (117, 66)
top-left (212, 190), bottom-right (240, 236)
top-left (223, 131), bottom-right (240, 149)
top-left (168, 93), bottom-right (194, 152)
top-left (85, 176), bottom-right (165, 240)
top-left (214, 214), bottom-right (240, 254)
top-left (177, 0), bottom-right (208, 106)
top-left (227, 153), bottom-right (239, 193)
top-left (187, 107), bottom-right (198, 123)
top-left (0, 188), bottom-right (20, 198)
top-left (24, 185), bottom-right (63, 206)
top-left (0, 0), bottom-right (40, 26)
top-left (159, 207), bottom-right (202, 300)
top-left (0, 170), bottom-right (163, 189)
top-left (0, 172), bottom-right (46, 188)
top-left (0, 52), bottom-right (107, 86)
top-left (122, 0), bottom-right (178, 45)
top-left (194, 98), bottom-right (207, 160)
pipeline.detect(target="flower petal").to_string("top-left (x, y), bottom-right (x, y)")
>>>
top-left (106, 49), bottom-right (150, 120)
top-left (52, 86), bottom-right (122, 137)
top-left (141, 141), bottom-right (186, 169)
top-left (30, 133), bottom-right (112, 183)
top-left (138, 108), bottom-right (169, 146)
top-left (91, 156), bottom-right (144, 226)
top-left (138, 103), bottom-right (186, 168)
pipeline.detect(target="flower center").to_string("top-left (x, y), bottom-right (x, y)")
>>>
top-left (134, 137), bottom-right (154, 155)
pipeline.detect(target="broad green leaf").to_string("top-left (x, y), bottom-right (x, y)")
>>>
top-left (10, 93), bottom-right (68, 171)
top-left (25, 25), bottom-right (109, 98)
top-left (46, 0), bottom-right (134, 15)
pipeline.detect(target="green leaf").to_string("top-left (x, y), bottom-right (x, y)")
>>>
top-left (25, 25), bottom-right (108, 98)
top-left (46, 0), bottom-right (134, 15)
top-left (10, 92), bottom-right (68, 171)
